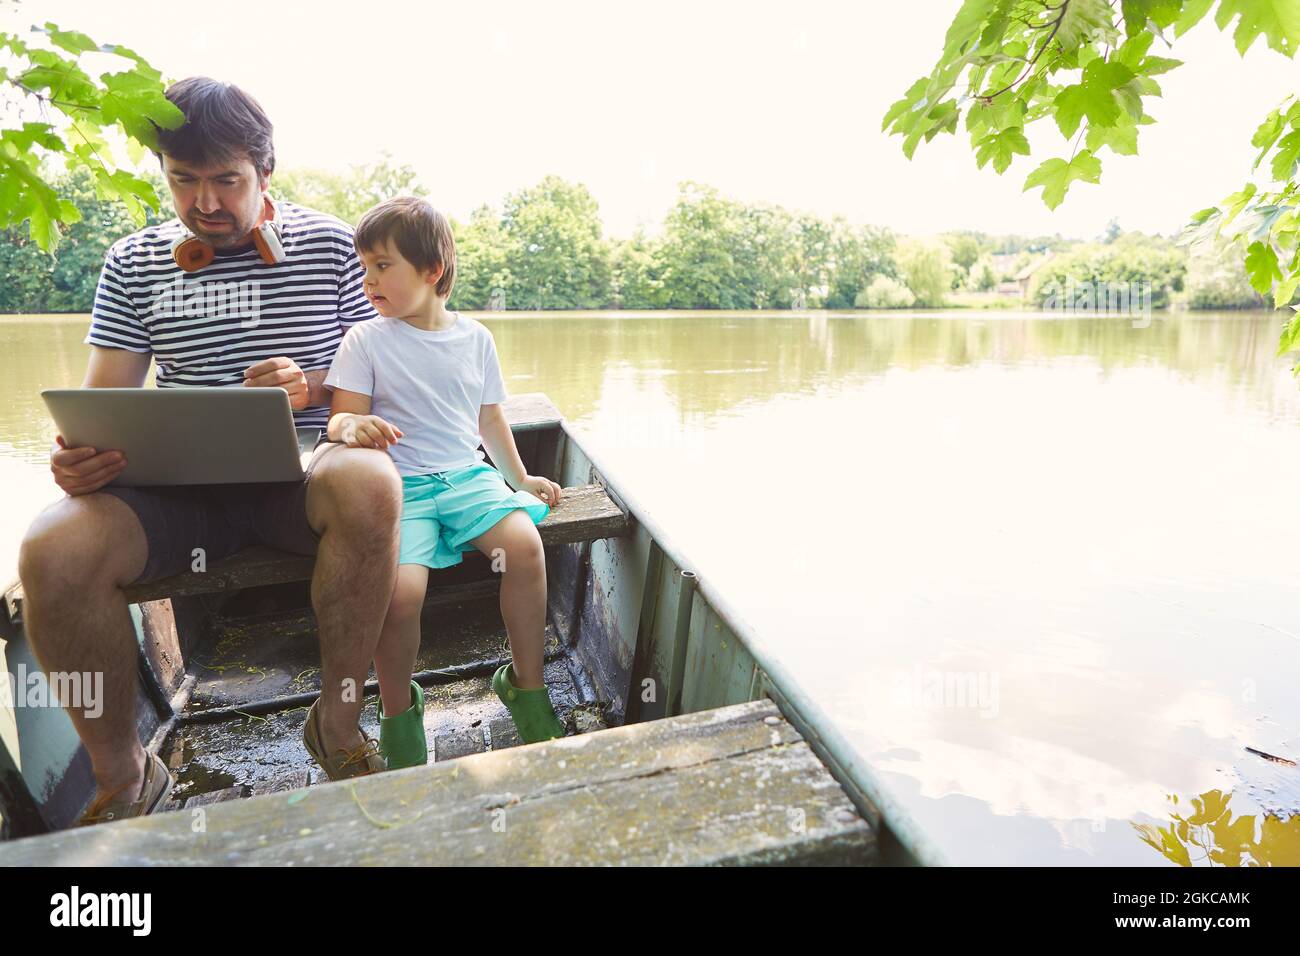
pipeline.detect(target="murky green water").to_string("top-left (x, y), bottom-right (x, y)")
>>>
top-left (4, 309), bottom-right (1299, 865)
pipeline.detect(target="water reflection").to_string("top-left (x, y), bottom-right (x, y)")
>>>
top-left (1135, 788), bottom-right (1300, 867)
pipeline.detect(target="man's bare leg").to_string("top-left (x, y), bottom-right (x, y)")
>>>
top-left (305, 446), bottom-right (402, 752)
top-left (18, 494), bottom-right (150, 800)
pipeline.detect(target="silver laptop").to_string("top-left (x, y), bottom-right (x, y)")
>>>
top-left (41, 387), bottom-right (324, 486)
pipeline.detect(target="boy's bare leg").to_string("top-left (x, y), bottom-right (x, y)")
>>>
top-left (374, 564), bottom-right (428, 715)
top-left (470, 510), bottom-right (547, 689)
top-left (17, 494), bottom-right (150, 801)
top-left (305, 446), bottom-right (402, 751)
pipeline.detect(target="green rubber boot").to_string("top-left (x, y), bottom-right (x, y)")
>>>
top-left (492, 664), bottom-right (565, 743)
top-left (378, 680), bottom-right (428, 769)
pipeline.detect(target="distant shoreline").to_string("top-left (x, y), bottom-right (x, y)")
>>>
top-left (1, 306), bottom-right (1283, 319)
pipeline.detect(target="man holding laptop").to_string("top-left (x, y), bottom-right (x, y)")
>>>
top-left (18, 77), bottom-right (398, 824)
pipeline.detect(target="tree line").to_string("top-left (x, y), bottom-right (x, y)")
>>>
top-left (1, 158), bottom-right (1264, 314)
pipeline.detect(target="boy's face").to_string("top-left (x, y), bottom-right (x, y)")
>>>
top-left (162, 153), bottom-right (267, 248)
top-left (358, 240), bottom-right (442, 317)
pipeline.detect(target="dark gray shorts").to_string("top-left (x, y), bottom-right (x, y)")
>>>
top-left (100, 442), bottom-right (338, 585)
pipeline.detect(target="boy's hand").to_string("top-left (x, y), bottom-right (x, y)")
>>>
top-left (519, 475), bottom-right (562, 506)
top-left (340, 414), bottom-right (403, 450)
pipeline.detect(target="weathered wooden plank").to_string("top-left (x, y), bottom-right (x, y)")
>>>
top-left (499, 393), bottom-right (563, 432)
top-left (116, 483), bottom-right (626, 604)
top-left (434, 730), bottom-right (486, 761)
top-left (139, 599), bottom-right (187, 696)
top-left (185, 785), bottom-right (246, 808)
top-left (0, 700), bottom-right (876, 866)
top-left (487, 716), bottom-right (523, 751)
top-left (250, 771), bottom-right (311, 798)
top-left (7, 487), bottom-right (624, 611)
top-left (210, 578), bottom-right (504, 645)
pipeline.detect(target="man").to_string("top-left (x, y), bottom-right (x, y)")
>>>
top-left (17, 77), bottom-right (400, 825)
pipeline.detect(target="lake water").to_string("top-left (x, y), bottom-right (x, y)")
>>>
top-left (3, 309), bottom-right (1299, 865)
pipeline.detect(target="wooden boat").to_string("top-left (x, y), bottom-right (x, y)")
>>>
top-left (0, 394), bottom-right (914, 865)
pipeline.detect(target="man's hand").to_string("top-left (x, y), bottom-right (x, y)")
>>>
top-left (50, 435), bottom-right (126, 497)
top-left (244, 357), bottom-right (309, 410)
top-left (518, 475), bottom-right (562, 506)
top-left (339, 414), bottom-right (403, 451)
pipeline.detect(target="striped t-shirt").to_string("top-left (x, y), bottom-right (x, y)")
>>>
top-left (85, 199), bottom-right (378, 427)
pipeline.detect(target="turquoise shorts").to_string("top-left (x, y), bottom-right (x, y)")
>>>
top-left (398, 462), bottom-right (549, 569)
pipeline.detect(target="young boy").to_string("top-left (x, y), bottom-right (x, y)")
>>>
top-left (318, 196), bottom-right (565, 772)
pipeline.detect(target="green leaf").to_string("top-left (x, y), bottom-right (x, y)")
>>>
top-left (1215, 0), bottom-right (1300, 56)
top-left (125, 135), bottom-right (148, 166)
top-left (1270, 129), bottom-right (1300, 181)
top-left (1234, 203), bottom-right (1287, 244)
top-left (1252, 104), bottom-right (1288, 171)
top-left (922, 100), bottom-right (961, 142)
top-left (1, 32), bottom-right (31, 57)
top-left (98, 69), bottom-right (185, 149)
top-left (1023, 150), bottom-right (1103, 209)
top-left (1086, 113), bottom-right (1140, 155)
top-left (1175, 0), bottom-right (1216, 37)
top-left (2, 122), bottom-right (67, 153)
top-left (1056, 0), bottom-right (1120, 50)
top-left (18, 51), bottom-right (99, 106)
top-left (975, 126), bottom-right (1030, 173)
top-left (1140, 56), bottom-right (1183, 76)
top-left (882, 78), bottom-right (927, 133)
top-left (1053, 60), bottom-right (1134, 138)
top-left (98, 44), bottom-right (163, 83)
top-left (1246, 240), bottom-right (1283, 295)
top-left (1221, 183), bottom-right (1258, 224)
top-left (966, 90), bottom-right (1027, 137)
top-left (942, 0), bottom-right (1002, 59)
top-left (1277, 311), bottom-right (1300, 355)
top-left (1120, 0), bottom-right (1184, 36)
top-left (1274, 270), bottom-right (1300, 308)
top-left (1179, 205), bottom-right (1223, 250)
top-left (4, 158), bottom-right (66, 252)
top-left (1115, 31), bottom-right (1155, 68)
top-left (39, 22), bottom-right (99, 55)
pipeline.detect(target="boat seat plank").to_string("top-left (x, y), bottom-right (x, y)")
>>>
top-left (120, 484), bottom-right (625, 604)
top-left (3, 484), bottom-right (625, 618)
top-left (0, 700), bottom-right (877, 866)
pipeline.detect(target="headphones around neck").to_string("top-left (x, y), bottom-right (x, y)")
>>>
top-left (171, 194), bottom-right (286, 272)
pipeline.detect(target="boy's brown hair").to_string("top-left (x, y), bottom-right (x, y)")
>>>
top-left (354, 196), bottom-right (457, 298)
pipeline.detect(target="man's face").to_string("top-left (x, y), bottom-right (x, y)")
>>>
top-left (161, 154), bottom-right (267, 248)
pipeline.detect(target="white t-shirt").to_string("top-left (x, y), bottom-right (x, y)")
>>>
top-left (323, 313), bottom-right (509, 476)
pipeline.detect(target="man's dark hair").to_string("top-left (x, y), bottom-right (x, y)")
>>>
top-left (155, 77), bottom-right (275, 176)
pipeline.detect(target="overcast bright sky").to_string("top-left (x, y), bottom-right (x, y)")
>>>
top-left (11, 0), bottom-right (1298, 240)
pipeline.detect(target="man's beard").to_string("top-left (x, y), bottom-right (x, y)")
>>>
top-left (186, 211), bottom-right (254, 248)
